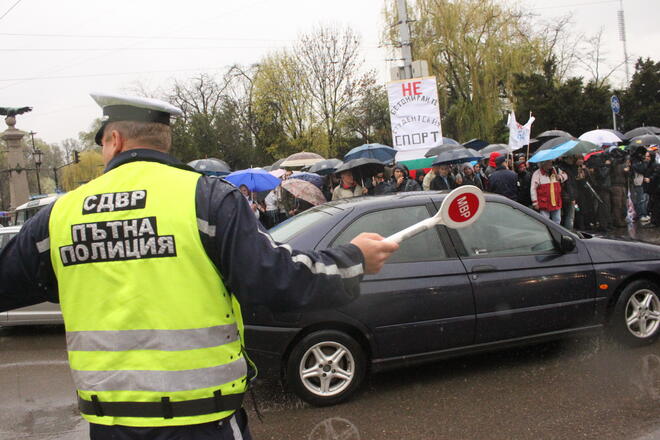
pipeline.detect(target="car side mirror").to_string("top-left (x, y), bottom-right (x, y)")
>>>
top-left (559, 235), bottom-right (576, 253)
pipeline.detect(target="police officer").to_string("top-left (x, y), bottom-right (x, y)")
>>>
top-left (0, 93), bottom-right (398, 440)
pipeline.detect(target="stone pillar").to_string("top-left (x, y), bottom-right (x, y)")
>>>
top-left (2, 115), bottom-right (29, 210)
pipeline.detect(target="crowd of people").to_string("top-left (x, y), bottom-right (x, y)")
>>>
top-left (242, 145), bottom-right (660, 233)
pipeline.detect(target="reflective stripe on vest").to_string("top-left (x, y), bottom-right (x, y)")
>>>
top-left (66, 324), bottom-right (239, 352)
top-left (71, 357), bottom-right (247, 392)
top-left (49, 161), bottom-right (246, 427)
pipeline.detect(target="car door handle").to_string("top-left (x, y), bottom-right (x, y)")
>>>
top-left (472, 265), bottom-right (496, 273)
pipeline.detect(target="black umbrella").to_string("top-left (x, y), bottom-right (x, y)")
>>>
top-left (335, 158), bottom-right (384, 180)
top-left (480, 144), bottom-right (510, 158)
top-left (432, 148), bottom-right (482, 166)
top-left (623, 127), bottom-right (660, 141)
top-left (309, 158), bottom-right (343, 176)
top-left (187, 158), bottom-right (231, 176)
top-left (462, 138), bottom-right (489, 150)
top-left (628, 134), bottom-right (660, 147)
top-left (537, 136), bottom-right (577, 151)
top-left (424, 143), bottom-right (464, 158)
top-left (537, 129), bottom-right (573, 139)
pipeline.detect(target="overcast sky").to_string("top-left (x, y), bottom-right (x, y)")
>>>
top-left (1, 0), bottom-right (658, 145)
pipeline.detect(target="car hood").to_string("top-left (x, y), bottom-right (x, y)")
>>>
top-left (582, 236), bottom-right (660, 263)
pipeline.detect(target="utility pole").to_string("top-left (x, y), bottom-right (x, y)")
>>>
top-left (29, 131), bottom-right (42, 195)
top-left (617, 0), bottom-right (630, 85)
top-left (396, 0), bottom-right (413, 80)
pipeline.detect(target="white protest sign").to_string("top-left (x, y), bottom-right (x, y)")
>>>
top-left (387, 76), bottom-right (443, 152)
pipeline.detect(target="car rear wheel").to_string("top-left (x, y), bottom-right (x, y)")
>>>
top-left (286, 330), bottom-right (366, 406)
top-left (612, 280), bottom-right (660, 346)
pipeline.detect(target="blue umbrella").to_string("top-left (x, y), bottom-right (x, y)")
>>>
top-left (528, 140), bottom-right (579, 163)
top-left (225, 168), bottom-right (281, 192)
top-left (290, 172), bottom-right (324, 188)
top-left (344, 143), bottom-right (397, 163)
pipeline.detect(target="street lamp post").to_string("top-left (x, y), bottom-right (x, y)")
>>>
top-left (29, 131), bottom-right (43, 195)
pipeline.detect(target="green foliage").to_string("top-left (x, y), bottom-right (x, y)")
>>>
top-left (513, 58), bottom-right (612, 136)
top-left (60, 150), bottom-right (103, 191)
top-left (387, 0), bottom-right (548, 141)
top-left (621, 58), bottom-right (660, 129)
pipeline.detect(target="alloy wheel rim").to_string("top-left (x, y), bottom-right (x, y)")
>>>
top-left (625, 289), bottom-right (660, 338)
top-left (299, 341), bottom-right (355, 397)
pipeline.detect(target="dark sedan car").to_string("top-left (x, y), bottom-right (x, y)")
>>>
top-left (244, 192), bottom-right (660, 406)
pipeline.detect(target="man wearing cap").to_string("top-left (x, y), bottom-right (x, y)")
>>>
top-left (0, 93), bottom-right (398, 439)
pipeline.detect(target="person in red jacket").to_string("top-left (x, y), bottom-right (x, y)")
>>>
top-left (530, 160), bottom-right (567, 224)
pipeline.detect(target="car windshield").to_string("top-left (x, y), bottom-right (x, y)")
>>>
top-left (269, 208), bottom-right (335, 243)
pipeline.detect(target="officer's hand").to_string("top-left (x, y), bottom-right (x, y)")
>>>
top-left (350, 233), bottom-right (399, 275)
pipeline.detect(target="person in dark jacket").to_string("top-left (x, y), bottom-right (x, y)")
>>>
top-left (557, 156), bottom-right (579, 230)
top-left (430, 164), bottom-right (456, 190)
top-left (371, 171), bottom-right (395, 195)
top-left (630, 147), bottom-right (652, 223)
top-left (609, 148), bottom-right (630, 228)
top-left (515, 161), bottom-right (533, 207)
top-left (587, 153), bottom-right (613, 231)
top-left (458, 163), bottom-right (483, 189)
top-left (574, 156), bottom-right (596, 230)
top-left (391, 164), bottom-right (421, 192)
top-left (487, 155), bottom-right (518, 201)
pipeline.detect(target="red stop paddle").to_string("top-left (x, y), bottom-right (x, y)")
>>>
top-left (385, 185), bottom-right (485, 244)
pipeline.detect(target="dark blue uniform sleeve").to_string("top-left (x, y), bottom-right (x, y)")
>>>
top-left (0, 204), bottom-right (59, 312)
top-left (195, 177), bottom-right (364, 312)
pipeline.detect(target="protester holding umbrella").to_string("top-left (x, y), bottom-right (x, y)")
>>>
top-left (281, 178), bottom-right (327, 216)
top-left (239, 184), bottom-right (262, 219)
top-left (531, 160), bottom-right (567, 224)
top-left (332, 158), bottom-right (384, 200)
top-left (332, 170), bottom-right (367, 200)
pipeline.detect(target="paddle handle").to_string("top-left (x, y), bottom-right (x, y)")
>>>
top-left (385, 217), bottom-right (439, 244)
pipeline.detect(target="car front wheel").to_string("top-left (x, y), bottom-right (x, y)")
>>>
top-left (612, 280), bottom-right (660, 346)
top-left (286, 330), bottom-right (366, 406)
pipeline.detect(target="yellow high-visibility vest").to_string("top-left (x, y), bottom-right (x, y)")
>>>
top-left (49, 160), bottom-right (246, 427)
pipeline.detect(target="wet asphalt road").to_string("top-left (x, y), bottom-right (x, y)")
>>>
top-left (1, 226), bottom-right (660, 440)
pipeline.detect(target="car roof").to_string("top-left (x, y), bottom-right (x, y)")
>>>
top-left (14, 194), bottom-right (62, 211)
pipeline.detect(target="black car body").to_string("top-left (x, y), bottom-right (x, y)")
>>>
top-left (244, 192), bottom-right (660, 405)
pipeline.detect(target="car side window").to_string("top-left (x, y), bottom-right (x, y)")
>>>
top-left (333, 205), bottom-right (448, 263)
top-left (455, 202), bottom-right (556, 257)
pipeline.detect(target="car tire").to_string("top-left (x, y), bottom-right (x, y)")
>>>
top-left (612, 279), bottom-right (660, 346)
top-left (286, 330), bottom-right (366, 406)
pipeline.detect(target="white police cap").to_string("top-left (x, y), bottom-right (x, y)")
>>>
top-left (90, 92), bottom-right (183, 146)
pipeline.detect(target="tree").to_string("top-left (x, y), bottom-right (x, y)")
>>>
top-left (577, 29), bottom-right (625, 88)
top-left (60, 150), bottom-right (104, 191)
top-left (385, 0), bottom-right (548, 142)
top-left (339, 84), bottom-right (392, 156)
top-left (513, 59), bottom-right (612, 137)
top-left (251, 51), bottom-right (324, 158)
top-left (621, 58), bottom-right (660, 129)
top-left (295, 26), bottom-right (377, 156)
